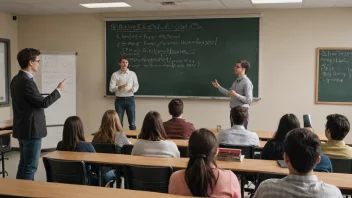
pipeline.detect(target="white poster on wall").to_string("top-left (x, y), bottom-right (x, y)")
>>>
top-left (0, 42), bottom-right (6, 103)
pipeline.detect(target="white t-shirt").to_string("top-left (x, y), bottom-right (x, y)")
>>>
top-left (131, 139), bottom-right (180, 158)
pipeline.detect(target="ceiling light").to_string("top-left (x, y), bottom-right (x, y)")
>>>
top-left (251, 0), bottom-right (302, 4)
top-left (80, 2), bottom-right (131, 8)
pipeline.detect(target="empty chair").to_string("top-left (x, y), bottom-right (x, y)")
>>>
top-left (43, 157), bottom-right (88, 185)
top-left (0, 133), bottom-right (11, 178)
top-left (124, 165), bottom-right (173, 193)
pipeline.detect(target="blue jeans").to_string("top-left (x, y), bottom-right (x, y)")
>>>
top-left (104, 169), bottom-right (116, 185)
top-left (115, 97), bottom-right (136, 130)
top-left (16, 138), bottom-right (42, 180)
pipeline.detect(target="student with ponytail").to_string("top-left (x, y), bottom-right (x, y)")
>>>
top-left (168, 128), bottom-right (241, 197)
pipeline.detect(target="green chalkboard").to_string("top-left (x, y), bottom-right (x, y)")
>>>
top-left (105, 17), bottom-right (259, 98)
top-left (316, 48), bottom-right (352, 104)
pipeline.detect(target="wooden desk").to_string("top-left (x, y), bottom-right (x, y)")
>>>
top-left (123, 129), bottom-right (327, 141)
top-left (254, 130), bottom-right (327, 141)
top-left (0, 130), bottom-right (12, 136)
top-left (0, 178), bottom-right (188, 198)
top-left (43, 151), bottom-right (352, 190)
top-left (86, 136), bottom-right (266, 149)
top-left (0, 120), bottom-right (12, 130)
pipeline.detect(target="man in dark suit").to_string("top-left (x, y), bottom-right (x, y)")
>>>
top-left (163, 99), bottom-right (196, 139)
top-left (10, 48), bottom-right (65, 180)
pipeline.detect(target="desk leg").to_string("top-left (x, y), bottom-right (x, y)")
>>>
top-left (99, 165), bottom-right (102, 186)
top-left (1, 153), bottom-right (5, 178)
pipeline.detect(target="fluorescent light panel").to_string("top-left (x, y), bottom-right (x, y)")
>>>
top-left (251, 0), bottom-right (302, 4)
top-left (80, 2), bottom-right (131, 8)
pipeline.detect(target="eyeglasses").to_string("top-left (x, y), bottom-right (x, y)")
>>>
top-left (33, 60), bottom-right (40, 63)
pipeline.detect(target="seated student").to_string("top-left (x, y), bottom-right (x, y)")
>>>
top-left (57, 116), bottom-right (95, 152)
top-left (131, 111), bottom-right (180, 158)
top-left (261, 114), bottom-right (332, 172)
top-left (163, 99), bottom-right (195, 139)
top-left (56, 116), bottom-right (97, 185)
top-left (218, 106), bottom-right (259, 146)
top-left (92, 110), bottom-right (131, 186)
top-left (92, 110), bottom-right (131, 147)
top-left (169, 128), bottom-right (241, 198)
top-left (321, 114), bottom-right (352, 159)
top-left (253, 128), bottom-right (342, 198)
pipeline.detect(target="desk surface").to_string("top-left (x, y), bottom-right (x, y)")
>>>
top-left (0, 120), bottom-right (12, 130)
top-left (85, 136), bottom-right (266, 149)
top-left (0, 130), bottom-right (12, 136)
top-left (121, 129), bottom-right (327, 141)
top-left (0, 178), bottom-right (189, 198)
top-left (44, 151), bottom-right (352, 190)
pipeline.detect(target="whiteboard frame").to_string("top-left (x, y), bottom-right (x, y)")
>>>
top-left (104, 14), bottom-right (262, 100)
top-left (0, 38), bottom-right (10, 107)
top-left (41, 51), bottom-right (78, 125)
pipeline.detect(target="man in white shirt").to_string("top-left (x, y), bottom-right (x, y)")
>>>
top-left (218, 106), bottom-right (259, 146)
top-left (109, 56), bottom-right (139, 130)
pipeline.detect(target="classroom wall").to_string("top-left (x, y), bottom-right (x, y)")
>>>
top-left (16, 8), bottom-right (352, 143)
top-left (0, 12), bottom-right (17, 121)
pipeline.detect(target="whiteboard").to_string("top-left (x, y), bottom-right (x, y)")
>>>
top-left (35, 52), bottom-right (77, 126)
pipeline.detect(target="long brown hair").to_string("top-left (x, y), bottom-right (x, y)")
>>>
top-left (138, 111), bottom-right (167, 141)
top-left (94, 110), bottom-right (123, 143)
top-left (185, 128), bottom-right (219, 197)
top-left (60, 116), bottom-right (85, 151)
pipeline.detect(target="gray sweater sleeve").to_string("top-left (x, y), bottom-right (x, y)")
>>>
top-left (115, 132), bottom-right (131, 147)
top-left (236, 83), bottom-right (253, 105)
top-left (218, 86), bottom-right (230, 96)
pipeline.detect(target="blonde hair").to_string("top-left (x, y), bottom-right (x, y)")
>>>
top-left (94, 110), bottom-right (123, 143)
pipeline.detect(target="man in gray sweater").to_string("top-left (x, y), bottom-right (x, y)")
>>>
top-left (212, 60), bottom-right (253, 129)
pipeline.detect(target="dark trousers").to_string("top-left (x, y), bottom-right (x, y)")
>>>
top-left (115, 97), bottom-right (136, 130)
top-left (16, 138), bottom-right (42, 180)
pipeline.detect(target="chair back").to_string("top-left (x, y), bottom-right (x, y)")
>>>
top-left (92, 142), bottom-right (122, 154)
top-left (122, 144), bottom-right (134, 155)
top-left (0, 133), bottom-right (11, 153)
top-left (124, 165), bottom-right (173, 193)
top-left (43, 157), bottom-right (88, 185)
top-left (330, 158), bottom-right (352, 174)
top-left (178, 147), bottom-right (189, 157)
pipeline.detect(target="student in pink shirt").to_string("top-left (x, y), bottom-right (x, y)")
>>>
top-left (168, 128), bottom-right (241, 198)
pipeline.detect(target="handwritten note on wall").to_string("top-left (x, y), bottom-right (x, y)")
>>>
top-left (0, 43), bottom-right (6, 103)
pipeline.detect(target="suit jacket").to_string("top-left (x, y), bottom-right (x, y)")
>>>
top-left (10, 70), bottom-right (61, 140)
top-left (163, 118), bottom-right (195, 139)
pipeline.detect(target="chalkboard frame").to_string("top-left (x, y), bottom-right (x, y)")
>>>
top-left (104, 14), bottom-right (261, 99)
top-left (0, 38), bottom-right (10, 107)
top-left (315, 47), bottom-right (352, 105)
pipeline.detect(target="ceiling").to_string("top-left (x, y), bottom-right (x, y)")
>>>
top-left (0, 0), bottom-right (351, 15)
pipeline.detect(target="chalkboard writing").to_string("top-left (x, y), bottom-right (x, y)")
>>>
top-left (106, 18), bottom-right (260, 97)
top-left (316, 48), bottom-right (352, 104)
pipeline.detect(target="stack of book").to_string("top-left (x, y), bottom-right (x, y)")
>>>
top-left (217, 148), bottom-right (245, 162)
